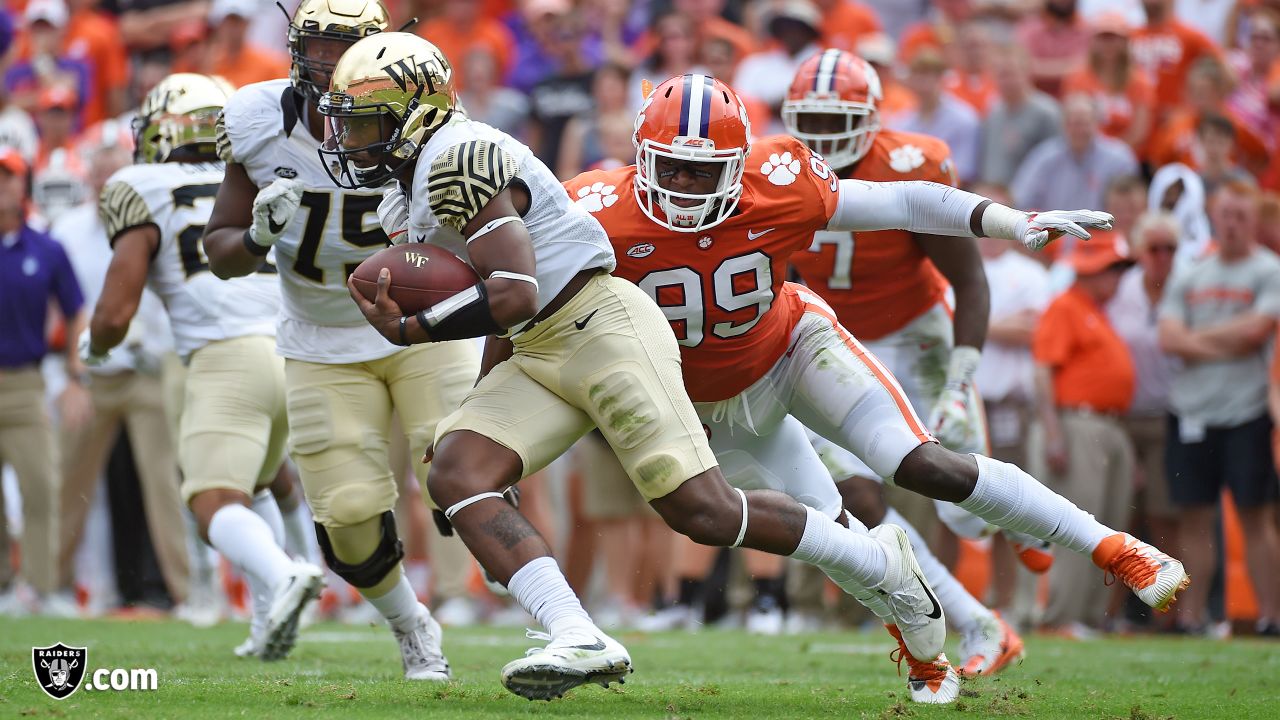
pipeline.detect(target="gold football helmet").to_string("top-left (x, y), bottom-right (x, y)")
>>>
top-left (133, 73), bottom-right (234, 164)
top-left (317, 32), bottom-right (457, 188)
top-left (288, 0), bottom-right (390, 103)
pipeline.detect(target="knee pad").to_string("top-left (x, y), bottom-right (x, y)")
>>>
top-left (314, 511), bottom-right (404, 589)
top-left (587, 370), bottom-right (661, 450)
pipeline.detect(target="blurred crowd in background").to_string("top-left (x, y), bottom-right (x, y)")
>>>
top-left (3, 0), bottom-right (1280, 641)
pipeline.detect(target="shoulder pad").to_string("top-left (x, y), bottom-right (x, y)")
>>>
top-left (427, 139), bottom-right (520, 231)
top-left (99, 175), bottom-right (156, 243)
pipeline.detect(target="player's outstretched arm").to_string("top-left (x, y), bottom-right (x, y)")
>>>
top-left (84, 225), bottom-right (157, 366)
top-left (204, 163), bottom-right (300, 279)
top-left (825, 179), bottom-right (1113, 251)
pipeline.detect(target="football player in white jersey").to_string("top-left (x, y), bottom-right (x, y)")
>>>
top-left (83, 73), bottom-right (324, 661)
top-left (322, 32), bottom-right (950, 702)
top-left (202, 0), bottom-right (476, 681)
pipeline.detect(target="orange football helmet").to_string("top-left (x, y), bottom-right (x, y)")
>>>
top-left (782, 49), bottom-right (882, 170)
top-left (633, 73), bottom-right (752, 233)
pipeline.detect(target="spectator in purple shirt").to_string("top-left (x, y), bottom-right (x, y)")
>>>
top-left (0, 146), bottom-right (90, 615)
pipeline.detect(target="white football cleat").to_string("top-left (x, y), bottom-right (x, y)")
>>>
top-left (745, 605), bottom-right (784, 636)
top-left (260, 562), bottom-right (325, 662)
top-left (502, 629), bottom-right (631, 701)
top-left (234, 630), bottom-right (266, 658)
top-left (396, 604), bottom-right (452, 681)
top-left (869, 524), bottom-right (947, 661)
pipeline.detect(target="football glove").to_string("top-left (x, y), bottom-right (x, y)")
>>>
top-left (378, 183), bottom-right (410, 244)
top-left (926, 345), bottom-right (981, 448)
top-left (1017, 209), bottom-right (1114, 252)
top-left (248, 177), bottom-right (304, 248)
top-left (77, 330), bottom-right (110, 368)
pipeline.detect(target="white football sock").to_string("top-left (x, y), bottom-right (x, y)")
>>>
top-left (208, 504), bottom-right (295, 592)
top-left (790, 505), bottom-right (888, 589)
top-left (250, 490), bottom-right (286, 547)
top-left (507, 556), bottom-right (599, 640)
top-left (958, 454), bottom-right (1111, 555)
top-left (884, 507), bottom-right (990, 635)
top-left (280, 501), bottom-right (315, 561)
top-left (367, 573), bottom-right (422, 634)
top-left (245, 567), bottom-right (272, 638)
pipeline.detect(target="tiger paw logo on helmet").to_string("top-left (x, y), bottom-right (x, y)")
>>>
top-left (889, 144), bottom-right (926, 173)
top-left (761, 152), bottom-right (801, 185)
top-left (575, 182), bottom-right (618, 213)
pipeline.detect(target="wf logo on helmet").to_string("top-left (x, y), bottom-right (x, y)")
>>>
top-left (382, 56), bottom-right (447, 94)
top-left (32, 643), bottom-right (87, 700)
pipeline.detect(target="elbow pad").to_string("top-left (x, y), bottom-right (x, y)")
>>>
top-left (416, 282), bottom-right (505, 341)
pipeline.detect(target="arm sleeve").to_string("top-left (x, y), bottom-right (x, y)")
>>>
top-left (825, 178), bottom-right (985, 235)
top-left (49, 242), bottom-right (85, 318)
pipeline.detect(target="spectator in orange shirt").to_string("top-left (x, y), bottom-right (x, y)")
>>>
top-left (61, 1), bottom-right (127, 124)
top-left (898, 0), bottom-right (970, 68)
top-left (1033, 232), bottom-right (1137, 634)
top-left (186, 0), bottom-right (290, 88)
top-left (674, 0), bottom-right (756, 62)
top-left (417, 0), bottom-right (515, 91)
top-left (1016, 0), bottom-right (1090, 98)
top-left (1226, 10), bottom-right (1280, 160)
top-left (815, 0), bottom-right (882, 53)
top-left (116, 0), bottom-right (212, 52)
top-left (33, 84), bottom-right (80, 171)
top-left (1132, 0), bottom-right (1223, 122)
top-left (943, 19), bottom-right (997, 116)
top-left (1148, 57), bottom-right (1270, 175)
top-left (857, 32), bottom-right (915, 122)
top-left (1196, 113), bottom-right (1256, 197)
top-left (1063, 13), bottom-right (1155, 154)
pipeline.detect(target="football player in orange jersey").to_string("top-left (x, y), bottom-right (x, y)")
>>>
top-left (784, 49), bottom-right (1032, 676)
top-left (567, 72), bottom-right (1188, 701)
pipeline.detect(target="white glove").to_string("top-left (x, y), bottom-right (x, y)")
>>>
top-left (926, 345), bottom-right (981, 448)
top-left (378, 183), bottom-right (410, 244)
top-left (1017, 209), bottom-right (1114, 251)
top-left (248, 177), bottom-right (305, 248)
top-left (77, 330), bottom-right (110, 368)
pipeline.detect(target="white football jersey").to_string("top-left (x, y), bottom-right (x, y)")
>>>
top-left (99, 162), bottom-right (279, 360)
top-left (407, 116), bottom-right (615, 332)
top-left (218, 79), bottom-right (400, 363)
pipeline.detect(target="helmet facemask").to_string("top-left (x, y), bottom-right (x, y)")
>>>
top-left (634, 137), bottom-right (745, 233)
top-left (781, 98), bottom-right (879, 170)
top-left (286, 0), bottom-right (389, 103)
top-left (290, 31), bottom-right (362, 103)
top-left (318, 82), bottom-right (425, 188)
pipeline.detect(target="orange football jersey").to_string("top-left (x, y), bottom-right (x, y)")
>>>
top-left (567, 135), bottom-right (841, 402)
top-left (790, 128), bottom-right (952, 341)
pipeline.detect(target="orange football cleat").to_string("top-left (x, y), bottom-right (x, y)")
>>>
top-left (886, 625), bottom-right (960, 704)
top-left (1008, 536), bottom-right (1054, 574)
top-left (959, 611), bottom-right (1025, 677)
top-left (1092, 533), bottom-right (1190, 612)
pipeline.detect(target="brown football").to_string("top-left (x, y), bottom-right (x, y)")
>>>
top-left (351, 244), bottom-right (481, 314)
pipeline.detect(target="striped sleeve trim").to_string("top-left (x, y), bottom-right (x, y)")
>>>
top-left (426, 139), bottom-right (519, 231)
top-left (99, 180), bottom-right (155, 243)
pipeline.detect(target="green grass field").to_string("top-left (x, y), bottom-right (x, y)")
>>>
top-left (2, 617), bottom-right (1275, 719)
